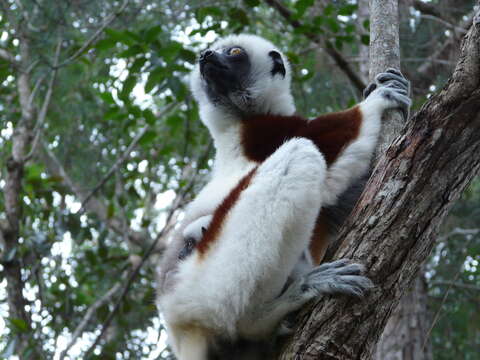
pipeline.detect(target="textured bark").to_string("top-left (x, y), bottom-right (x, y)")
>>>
top-left (373, 275), bottom-right (432, 360)
top-left (369, 0), bottom-right (405, 159)
top-left (1, 35), bottom-right (41, 359)
top-left (280, 3), bottom-right (480, 359)
top-left (356, 0), bottom-right (370, 82)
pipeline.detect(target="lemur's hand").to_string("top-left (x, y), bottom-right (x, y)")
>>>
top-left (363, 68), bottom-right (411, 119)
top-left (298, 259), bottom-right (374, 298)
top-left (179, 215), bottom-right (213, 260)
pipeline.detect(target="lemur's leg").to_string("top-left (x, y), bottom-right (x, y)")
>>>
top-left (238, 259), bottom-right (373, 337)
top-left (323, 69), bottom-right (411, 206)
top-left (161, 138), bottom-right (327, 350)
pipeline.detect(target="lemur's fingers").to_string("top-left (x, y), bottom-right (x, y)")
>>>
top-left (363, 82), bottom-right (377, 99)
top-left (375, 72), bottom-right (410, 90)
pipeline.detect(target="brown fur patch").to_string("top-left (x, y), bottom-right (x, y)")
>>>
top-left (197, 168), bottom-right (258, 256)
top-left (240, 106), bottom-right (363, 264)
top-left (309, 214), bottom-right (331, 265)
top-left (241, 106), bottom-right (362, 165)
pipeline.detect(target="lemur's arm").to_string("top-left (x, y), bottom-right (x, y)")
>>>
top-left (309, 69), bottom-right (410, 206)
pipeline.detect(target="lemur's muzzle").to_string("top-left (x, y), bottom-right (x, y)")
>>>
top-left (199, 50), bottom-right (229, 77)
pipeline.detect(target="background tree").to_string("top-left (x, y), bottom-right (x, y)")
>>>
top-left (0, 0), bottom-right (478, 359)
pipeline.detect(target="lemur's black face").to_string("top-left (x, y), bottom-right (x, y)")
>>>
top-left (199, 46), bottom-right (251, 103)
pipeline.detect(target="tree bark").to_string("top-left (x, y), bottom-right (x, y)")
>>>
top-left (373, 274), bottom-right (432, 360)
top-left (280, 2), bottom-right (480, 359)
top-left (369, 0), bottom-right (405, 159)
top-left (1, 33), bottom-right (43, 359)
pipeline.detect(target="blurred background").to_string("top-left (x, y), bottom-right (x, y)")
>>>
top-left (0, 0), bottom-right (478, 359)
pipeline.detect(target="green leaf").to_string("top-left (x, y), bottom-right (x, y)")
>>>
top-left (196, 6), bottom-right (223, 23)
top-left (9, 318), bottom-right (29, 332)
top-left (130, 57), bottom-right (147, 74)
top-left (228, 8), bottom-right (249, 25)
top-left (143, 109), bottom-right (156, 125)
top-left (120, 74), bottom-right (137, 100)
top-left (139, 129), bottom-right (157, 146)
top-left (363, 19), bottom-right (370, 30)
top-left (178, 48), bottom-right (197, 64)
top-left (119, 44), bottom-right (145, 58)
top-left (25, 163), bottom-right (44, 182)
top-left (295, 0), bottom-right (314, 17)
top-left (338, 4), bottom-right (357, 16)
top-left (144, 25), bottom-right (163, 43)
top-left (95, 38), bottom-right (117, 52)
top-left (243, 0), bottom-right (259, 7)
top-left (100, 92), bottom-right (115, 105)
top-left (361, 34), bottom-right (370, 45)
top-left (145, 67), bottom-right (165, 93)
top-left (157, 41), bottom-right (183, 62)
top-left (105, 28), bottom-right (136, 46)
top-left (324, 4), bottom-right (334, 16)
top-left (85, 249), bottom-right (97, 265)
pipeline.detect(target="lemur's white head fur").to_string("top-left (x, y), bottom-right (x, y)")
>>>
top-left (190, 34), bottom-right (295, 133)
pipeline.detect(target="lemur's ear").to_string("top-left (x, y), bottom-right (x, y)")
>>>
top-left (269, 51), bottom-right (286, 78)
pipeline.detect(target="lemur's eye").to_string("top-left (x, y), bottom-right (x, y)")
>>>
top-left (229, 47), bottom-right (243, 56)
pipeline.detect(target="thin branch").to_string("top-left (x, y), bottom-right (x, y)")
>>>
top-left (422, 233), bottom-right (477, 352)
top-left (431, 281), bottom-right (480, 292)
top-left (58, 283), bottom-right (122, 360)
top-left (24, 38), bottom-right (62, 162)
top-left (0, 48), bottom-right (18, 65)
top-left (39, 141), bottom-right (148, 247)
top-left (83, 207), bottom-right (177, 358)
top-left (263, 0), bottom-right (366, 93)
top-left (55, 0), bottom-right (130, 68)
top-left (412, 0), bottom-right (449, 22)
top-left (82, 141), bottom-right (212, 356)
top-left (79, 102), bottom-right (178, 213)
top-left (416, 11), bottom-right (475, 87)
top-left (420, 14), bottom-right (467, 35)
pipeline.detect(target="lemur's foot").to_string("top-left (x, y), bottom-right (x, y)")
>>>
top-left (300, 259), bottom-right (374, 298)
top-left (364, 68), bottom-right (411, 119)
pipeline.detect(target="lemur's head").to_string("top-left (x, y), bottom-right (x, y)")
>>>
top-left (190, 34), bottom-right (295, 128)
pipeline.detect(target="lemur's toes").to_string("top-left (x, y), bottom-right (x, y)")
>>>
top-left (363, 82), bottom-right (377, 99)
top-left (386, 68), bottom-right (403, 76)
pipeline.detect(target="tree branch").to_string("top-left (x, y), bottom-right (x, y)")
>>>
top-left (0, 48), bottom-right (18, 66)
top-left (280, 3), bottom-right (480, 357)
top-left (79, 102), bottom-right (177, 213)
top-left (55, 0), bottom-right (130, 68)
top-left (58, 283), bottom-right (122, 360)
top-left (415, 11), bottom-right (475, 92)
top-left (38, 142), bottom-right (148, 248)
top-left (24, 38), bottom-right (62, 162)
top-left (263, 0), bottom-right (366, 93)
top-left (412, 0), bottom-right (450, 23)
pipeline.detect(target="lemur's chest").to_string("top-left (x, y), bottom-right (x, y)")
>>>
top-left (185, 163), bottom-right (257, 222)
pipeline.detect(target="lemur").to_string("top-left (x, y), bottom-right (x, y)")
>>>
top-left (157, 34), bottom-right (411, 360)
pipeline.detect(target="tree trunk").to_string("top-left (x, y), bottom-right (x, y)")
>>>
top-left (280, 3), bottom-right (480, 359)
top-left (373, 275), bottom-right (432, 360)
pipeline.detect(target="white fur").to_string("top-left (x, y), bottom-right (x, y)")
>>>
top-left (160, 139), bottom-right (326, 357)
top-left (322, 88), bottom-right (404, 206)
top-left (158, 34), bottom-right (409, 359)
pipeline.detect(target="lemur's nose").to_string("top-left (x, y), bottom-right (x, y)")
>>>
top-left (200, 50), bottom-right (214, 61)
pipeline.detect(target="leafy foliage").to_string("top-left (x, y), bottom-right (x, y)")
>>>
top-left (0, 0), bottom-right (478, 359)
